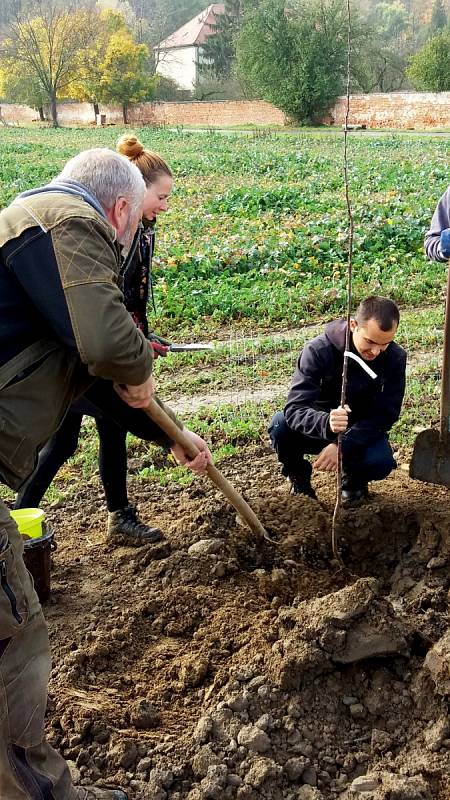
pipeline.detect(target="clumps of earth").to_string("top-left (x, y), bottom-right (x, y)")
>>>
top-left (37, 445), bottom-right (450, 799)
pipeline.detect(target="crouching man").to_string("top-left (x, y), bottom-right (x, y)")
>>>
top-left (269, 296), bottom-right (406, 506)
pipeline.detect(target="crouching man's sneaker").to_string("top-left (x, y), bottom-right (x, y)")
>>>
top-left (287, 474), bottom-right (317, 500)
top-left (77, 787), bottom-right (128, 800)
top-left (341, 482), bottom-right (369, 507)
top-left (107, 504), bottom-right (163, 545)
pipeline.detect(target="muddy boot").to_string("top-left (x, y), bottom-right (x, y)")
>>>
top-left (107, 504), bottom-right (163, 545)
top-left (341, 479), bottom-right (369, 507)
top-left (287, 474), bottom-right (317, 500)
top-left (77, 788), bottom-right (128, 800)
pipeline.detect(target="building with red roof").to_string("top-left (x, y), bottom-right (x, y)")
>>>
top-left (155, 4), bottom-right (225, 92)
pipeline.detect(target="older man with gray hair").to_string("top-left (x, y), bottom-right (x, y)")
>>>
top-left (0, 148), bottom-right (211, 800)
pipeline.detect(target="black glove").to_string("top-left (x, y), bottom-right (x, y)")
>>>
top-left (148, 331), bottom-right (172, 347)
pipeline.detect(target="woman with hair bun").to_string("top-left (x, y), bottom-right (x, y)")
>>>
top-left (116, 134), bottom-right (173, 352)
top-left (15, 135), bottom-right (175, 545)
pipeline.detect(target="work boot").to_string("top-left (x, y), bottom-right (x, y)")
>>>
top-left (341, 480), bottom-right (369, 507)
top-left (107, 504), bottom-right (163, 544)
top-left (287, 474), bottom-right (317, 500)
top-left (76, 787), bottom-right (128, 800)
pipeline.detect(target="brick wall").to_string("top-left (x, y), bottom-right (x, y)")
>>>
top-left (147, 100), bottom-right (287, 126)
top-left (1, 99), bottom-right (287, 127)
top-left (1, 103), bottom-right (36, 124)
top-left (3, 93), bottom-right (450, 128)
top-left (327, 92), bottom-right (450, 129)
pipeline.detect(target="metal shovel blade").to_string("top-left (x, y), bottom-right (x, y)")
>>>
top-left (169, 343), bottom-right (214, 352)
top-left (409, 428), bottom-right (450, 487)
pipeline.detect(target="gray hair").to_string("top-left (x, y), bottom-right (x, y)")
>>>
top-left (57, 148), bottom-right (145, 216)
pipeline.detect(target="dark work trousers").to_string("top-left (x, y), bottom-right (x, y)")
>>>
top-left (0, 499), bottom-right (78, 800)
top-left (15, 378), bottom-right (167, 512)
top-left (268, 411), bottom-right (396, 486)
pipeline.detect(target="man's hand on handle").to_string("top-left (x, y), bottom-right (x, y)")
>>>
top-left (114, 375), bottom-right (156, 408)
top-left (115, 378), bottom-right (212, 474)
top-left (329, 404), bottom-right (351, 434)
top-left (171, 430), bottom-right (213, 475)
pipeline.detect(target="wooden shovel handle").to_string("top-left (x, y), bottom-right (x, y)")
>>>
top-left (144, 398), bottom-right (268, 541)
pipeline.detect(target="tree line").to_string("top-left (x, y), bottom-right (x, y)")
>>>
top-left (0, 0), bottom-right (449, 126)
top-left (0, 0), bottom-right (167, 126)
top-left (204, 0), bottom-right (450, 122)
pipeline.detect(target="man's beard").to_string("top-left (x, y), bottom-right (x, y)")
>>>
top-left (119, 210), bottom-right (141, 255)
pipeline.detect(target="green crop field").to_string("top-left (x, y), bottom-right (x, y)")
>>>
top-left (0, 126), bottom-right (449, 335)
top-left (0, 125), bottom-right (447, 497)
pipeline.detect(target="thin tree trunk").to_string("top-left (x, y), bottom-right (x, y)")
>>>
top-left (122, 103), bottom-right (128, 124)
top-left (50, 90), bottom-right (58, 127)
top-left (93, 101), bottom-right (99, 121)
top-left (38, 107), bottom-right (45, 121)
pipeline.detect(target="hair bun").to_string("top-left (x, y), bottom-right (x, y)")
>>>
top-left (116, 134), bottom-right (145, 160)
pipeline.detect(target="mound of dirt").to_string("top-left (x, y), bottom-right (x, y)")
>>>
top-left (36, 445), bottom-right (449, 799)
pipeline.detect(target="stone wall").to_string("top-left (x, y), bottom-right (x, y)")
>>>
top-left (3, 93), bottom-right (450, 129)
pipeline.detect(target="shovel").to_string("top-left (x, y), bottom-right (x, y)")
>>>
top-left (410, 266), bottom-right (450, 487)
top-left (144, 398), bottom-right (272, 542)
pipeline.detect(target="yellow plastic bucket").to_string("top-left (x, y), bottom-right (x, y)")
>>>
top-left (10, 508), bottom-right (45, 539)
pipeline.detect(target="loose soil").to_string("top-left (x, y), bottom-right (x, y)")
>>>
top-left (37, 445), bottom-right (449, 800)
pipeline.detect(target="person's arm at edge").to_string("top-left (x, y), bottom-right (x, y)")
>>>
top-left (425, 187), bottom-right (450, 262)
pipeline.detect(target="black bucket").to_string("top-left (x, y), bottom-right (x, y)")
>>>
top-left (23, 529), bottom-right (56, 604)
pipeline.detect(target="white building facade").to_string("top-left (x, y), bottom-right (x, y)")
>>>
top-left (155, 4), bottom-right (224, 92)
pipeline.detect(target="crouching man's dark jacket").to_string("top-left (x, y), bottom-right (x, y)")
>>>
top-left (0, 183), bottom-right (174, 490)
top-left (284, 320), bottom-right (407, 458)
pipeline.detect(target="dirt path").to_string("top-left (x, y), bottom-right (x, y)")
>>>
top-left (160, 347), bottom-right (438, 416)
top-left (36, 445), bottom-right (450, 800)
top-left (169, 385), bottom-right (288, 415)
